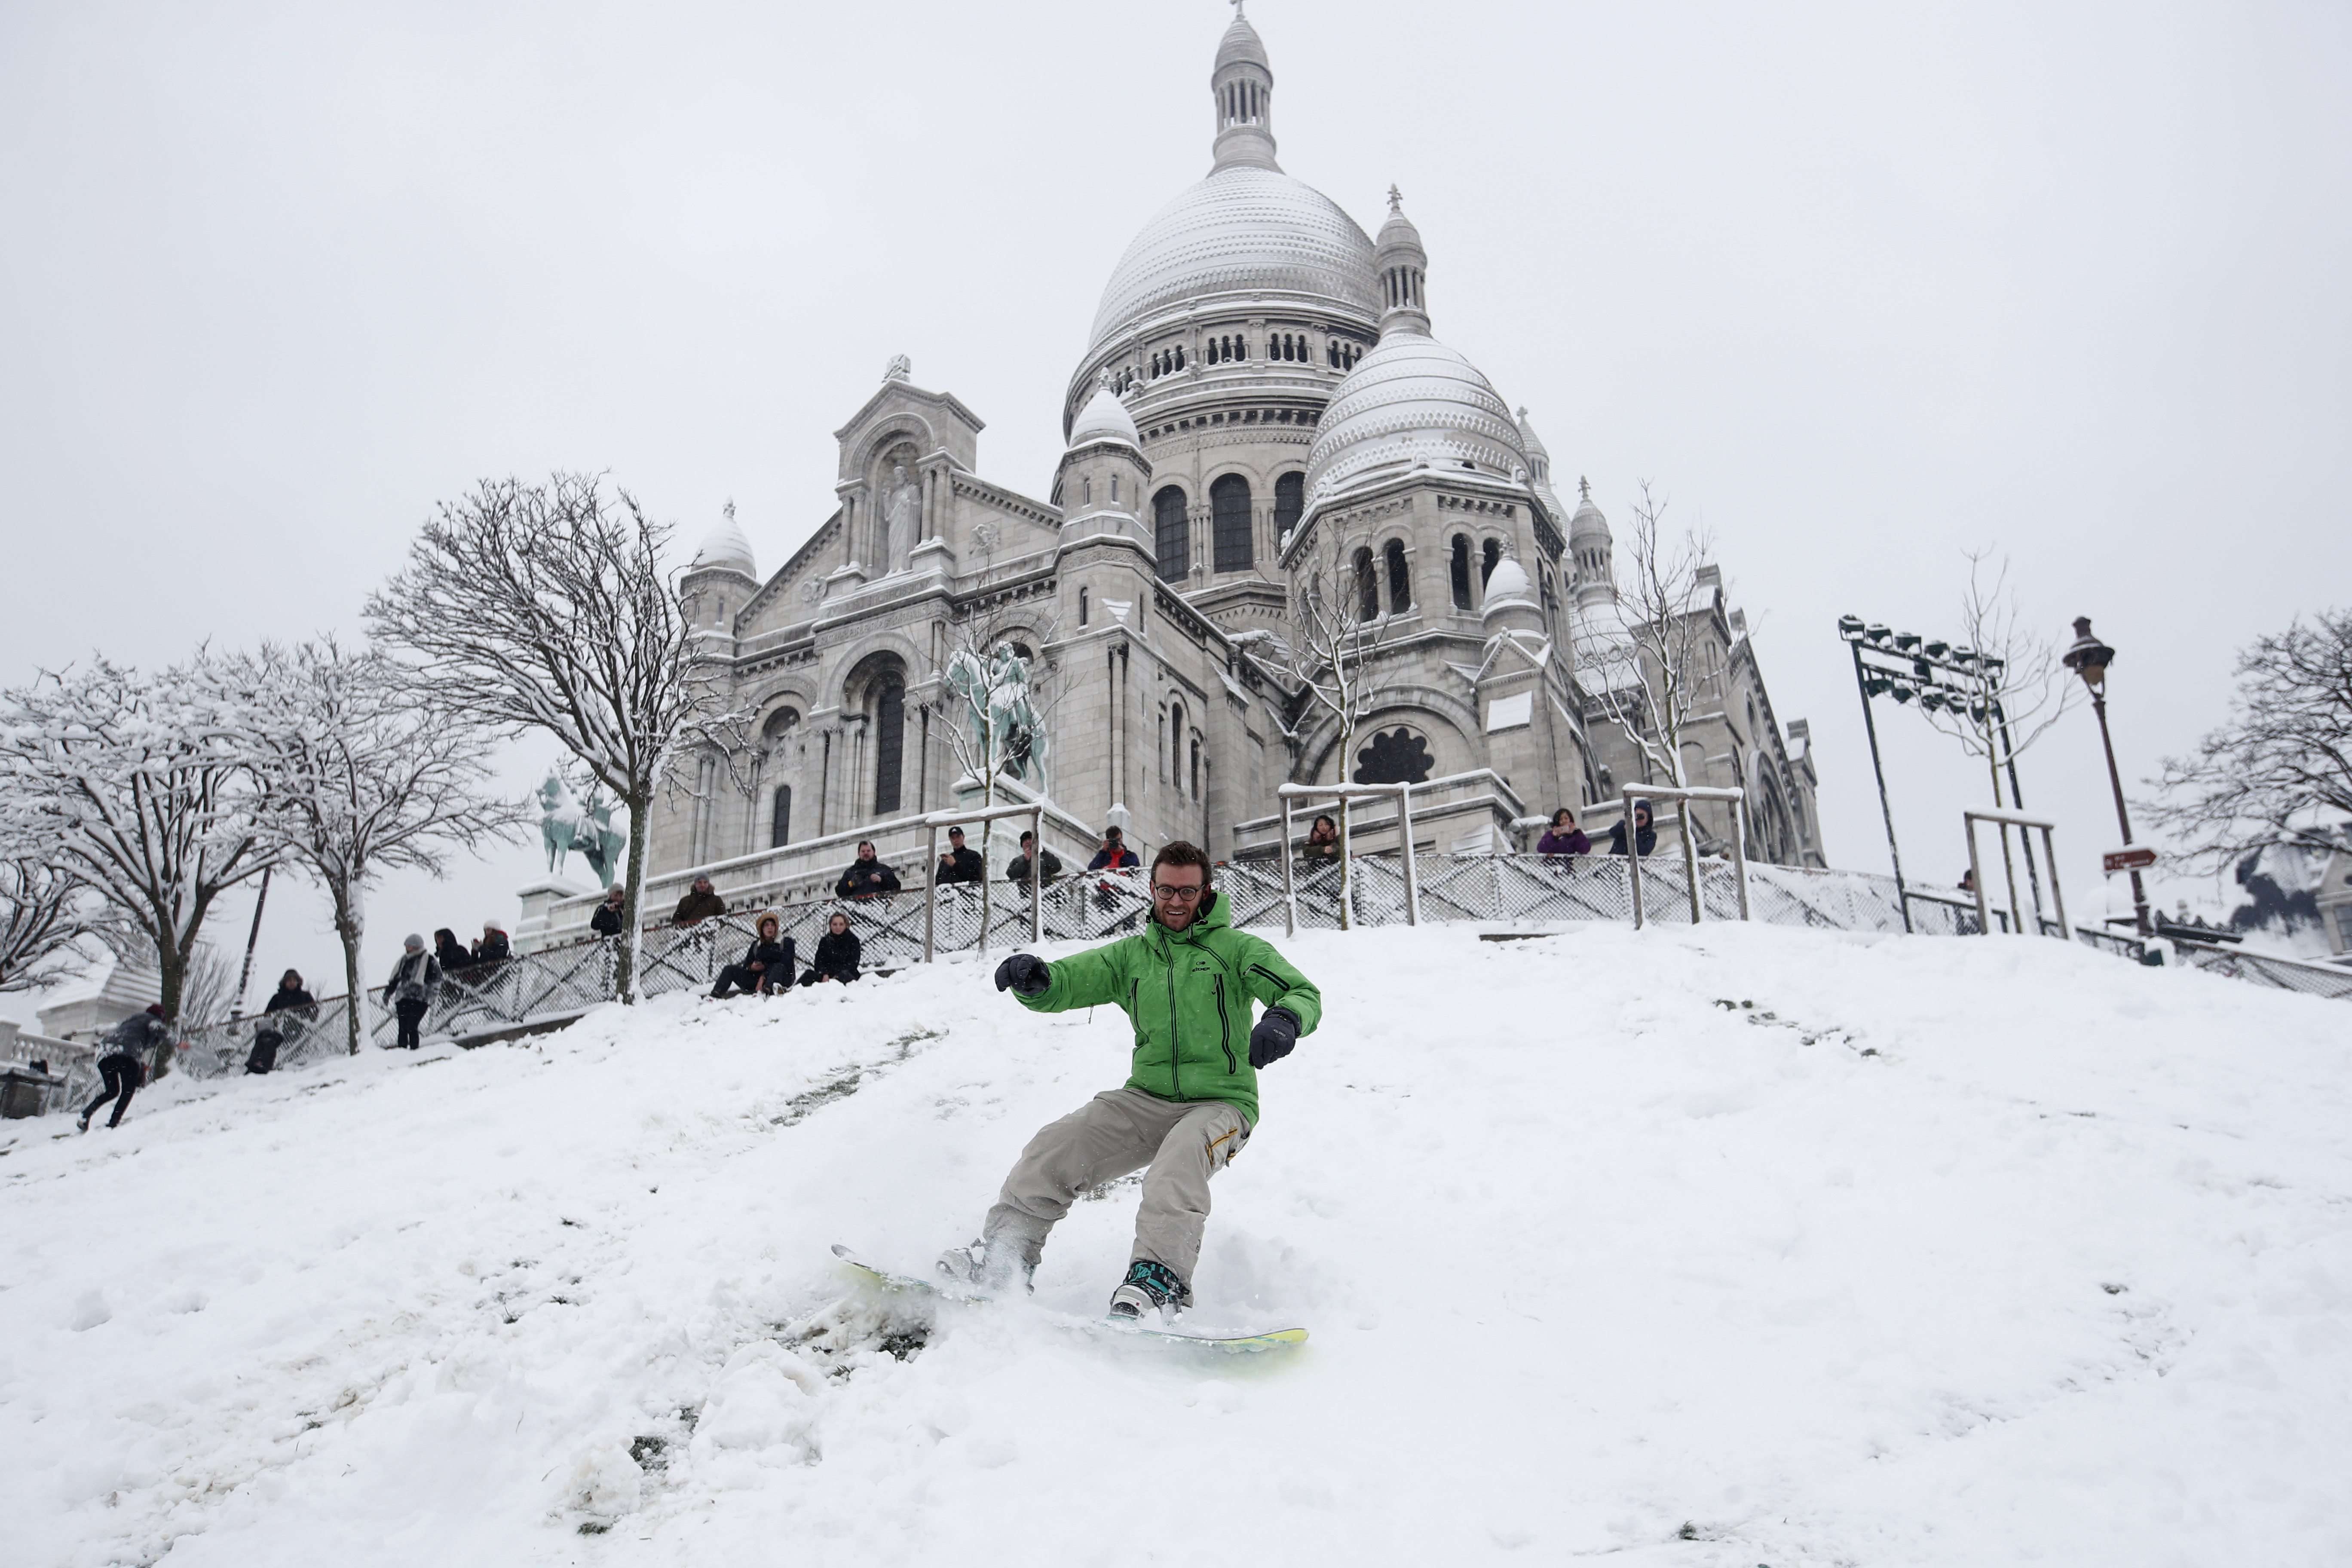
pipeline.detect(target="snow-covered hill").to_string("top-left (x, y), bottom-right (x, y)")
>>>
top-left (4, 922), bottom-right (2349, 1567)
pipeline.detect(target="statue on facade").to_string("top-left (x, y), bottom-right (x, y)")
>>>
top-left (881, 464), bottom-right (921, 563)
top-left (538, 771), bottom-right (626, 885)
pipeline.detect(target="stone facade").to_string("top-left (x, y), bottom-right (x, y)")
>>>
top-left (524, 9), bottom-right (1824, 943)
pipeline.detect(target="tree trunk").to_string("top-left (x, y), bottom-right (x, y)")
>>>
top-left (1988, 751), bottom-right (2025, 934)
top-left (332, 881), bottom-right (364, 1056)
top-left (151, 929), bottom-right (187, 1080)
top-left (618, 786), bottom-right (652, 1003)
top-left (1335, 724), bottom-right (1355, 932)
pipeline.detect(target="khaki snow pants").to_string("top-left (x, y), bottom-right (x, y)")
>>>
top-left (983, 1086), bottom-right (1252, 1284)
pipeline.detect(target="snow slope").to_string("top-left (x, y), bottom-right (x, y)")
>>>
top-left (3, 922), bottom-right (2349, 1568)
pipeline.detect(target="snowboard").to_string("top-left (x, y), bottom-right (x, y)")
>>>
top-left (830, 1244), bottom-right (1307, 1353)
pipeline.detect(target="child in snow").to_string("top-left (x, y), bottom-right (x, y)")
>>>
top-left (941, 840), bottom-right (1321, 1321)
top-left (799, 912), bottom-right (862, 985)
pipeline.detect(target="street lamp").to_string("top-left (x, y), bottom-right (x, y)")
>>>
top-left (2061, 616), bottom-right (2152, 938)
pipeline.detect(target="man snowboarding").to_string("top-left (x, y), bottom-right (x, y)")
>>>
top-left (941, 840), bottom-right (1320, 1321)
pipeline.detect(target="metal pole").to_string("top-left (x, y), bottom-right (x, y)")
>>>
top-left (1623, 787), bottom-right (1647, 930)
top-left (2089, 687), bottom-right (2152, 938)
top-left (1398, 784), bottom-right (1419, 926)
top-left (1029, 805), bottom-right (1044, 946)
top-left (1731, 805), bottom-right (1751, 921)
top-left (231, 867), bottom-right (272, 1020)
top-left (922, 821), bottom-right (939, 963)
top-left (1281, 794), bottom-right (1297, 937)
top-left (1850, 641), bottom-right (1912, 933)
top-left (1967, 816), bottom-right (1991, 936)
top-left (1680, 795), bottom-right (1703, 925)
top-left (2040, 825), bottom-right (2069, 941)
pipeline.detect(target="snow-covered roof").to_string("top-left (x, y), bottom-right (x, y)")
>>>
top-left (690, 512), bottom-right (757, 579)
top-left (1067, 381), bottom-right (1141, 452)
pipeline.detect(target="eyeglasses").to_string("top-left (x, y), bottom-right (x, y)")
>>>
top-left (1151, 883), bottom-right (1206, 902)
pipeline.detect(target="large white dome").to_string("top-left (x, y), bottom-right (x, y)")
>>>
top-left (1088, 167), bottom-right (1378, 350)
top-left (1302, 331), bottom-right (1526, 502)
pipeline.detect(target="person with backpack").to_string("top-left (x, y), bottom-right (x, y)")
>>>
top-left (79, 1004), bottom-right (174, 1132)
top-left (382, 934), bottom-right (442, 1050)
top-left (941, 841), bottom-right (1322, 1322)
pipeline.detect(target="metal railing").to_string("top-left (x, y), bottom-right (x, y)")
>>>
top-left (175, 998), bottom-right (362, 1081)
top-left (1962, 806), bottom-right (2071, 942)
top-left (2168, 939), bottom-right (2352, 1001)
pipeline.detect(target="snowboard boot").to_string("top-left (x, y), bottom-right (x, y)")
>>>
top-left (76, 1114), bottom-right (90, 1133)
top-left (935, 1238), bottom-right (1034, 1296)
top-left (1106, 1259), bottom-right (1191, 1322)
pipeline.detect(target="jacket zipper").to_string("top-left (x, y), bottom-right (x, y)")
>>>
top-left (1164, 929), bottom-right (1183, 1100)
top-left (1211, 975), bottom-right (1237, 1075)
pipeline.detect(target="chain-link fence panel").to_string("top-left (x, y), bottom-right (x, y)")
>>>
top-left (178, 998), bottom-right (361, 1079)
top-left (2174, 940), bottom-right (2352, 1001)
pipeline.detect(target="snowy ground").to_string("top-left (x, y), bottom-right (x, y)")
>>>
top-left (3, 920), bottom-right (2349, 1567)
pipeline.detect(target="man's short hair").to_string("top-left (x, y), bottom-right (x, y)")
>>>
top-left (1151, 840), bottom-right (1213, 884)
top-left (857, 839), bottom-right (875, 851)
top-left (1019, 830), bottom-right (1035, 844)
top-left (1103, 825), bottom-right (1123, 841)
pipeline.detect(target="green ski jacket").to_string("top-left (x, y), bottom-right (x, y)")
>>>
top-left (1016, 888), bottom-right (1321, 1126)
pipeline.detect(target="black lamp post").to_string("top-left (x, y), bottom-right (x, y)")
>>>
top-left (2061, 616), bottom-right (2151, 938)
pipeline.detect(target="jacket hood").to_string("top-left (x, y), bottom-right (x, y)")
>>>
top-left (1149, 886), bottom-right (1231, 940)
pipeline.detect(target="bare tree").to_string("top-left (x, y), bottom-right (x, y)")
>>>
top-left (1236, 521), bottom-right (1407, 928)
top-left (176, 940), bottom-right (244, 1029)
top-left (364, 474), bottom-right (746, 1003)
top-left (1571, 483), bottom-right (1718, 797)
top-left (0, 844), bottom-right (129, 995)
top-left (2147, 607), bottom-right (2352, 870)
top-left (1908, 551), bottom-right (2080, 928)
top-left (214, 640), bottom-right (528, 1054)
top-left (0, 655), bottom-right (276, 1054)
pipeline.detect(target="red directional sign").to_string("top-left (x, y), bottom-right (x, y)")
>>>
top-left (2103, 846), bottom-right (2158, 873)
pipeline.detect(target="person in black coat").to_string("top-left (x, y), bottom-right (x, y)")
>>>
top-left (473, 921), bottom-right (512, 965)
top-left (1005, 830), bottom-right (1062, 887)
top-left (433, 928), bottom-right (474, 973)
top-left (383, 934), bottom-right (443, 1050)
top-left (1606, 801), bottom-right (1657, 858)
top-left (835, 842), bottom-right (902, 900)
top-left (712, 913), bottom-right (795, 997)
top-left (589, 885), bottom-right (626, 937)
top-left (247, 970), bottom-right (316, 1074)
top-left (79, 1005), bottom-right (173, 1131)
top-left (935, 827), bottom-right (984, 885)
top-left (800, 912), bottom-right (862, 985)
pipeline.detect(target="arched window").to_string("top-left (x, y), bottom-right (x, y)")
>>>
top-left (1190, 736), bottom-right (1200, 799)
top-left (1482, 538), bottom-right (1502, 585)
top-left (1354, 546), bottom-right (1378, 622)
top-left (1109, 475), bottom-right (1118, 503)
top-left (1385, 538), bottom-right (1410, 613)
top-left (1174, 345), bottom-right (1184, 371)
top-left (1167, 701), bottom-right (1185, 791)
top-left (873, 680), bottom-right (905, 816)
top-left (761, 706), bottom-right (801, 743)
top-left (1079, 587), bottom-right (1089, 626)
top-left (1211, 474), bottom-right (1253, 573)
top-left (770, 785), bottom-right (792, 848)
top-left (1273, 472), bottom-right (1305, 539)
top-left (1082, 477), bottom-right (1092, 506)
top-left (1154, 486), bottom-right (1189, 582)
top-left (1327, 339), bottom-right (1340, 368)
top-left (1353, 727), bottom-right (1435, 786)
top-left (1451, 534), bottom-right (1472, 609)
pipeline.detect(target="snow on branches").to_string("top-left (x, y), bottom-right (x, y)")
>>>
top-left (363, 474), bottom-right (747, 1001)
top-left (203, 639), bottom-right (526, 1053)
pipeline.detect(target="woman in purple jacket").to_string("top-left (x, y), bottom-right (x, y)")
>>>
top-left (1535, 807), bottom-right (1591, 859)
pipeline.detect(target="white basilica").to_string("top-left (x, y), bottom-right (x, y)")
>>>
top-left (531, 6), bottom-right (1825, 937)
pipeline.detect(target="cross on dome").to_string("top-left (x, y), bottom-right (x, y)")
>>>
top-left (1387, 184), bottom-right (1403, 213)
top-left (1579, 475), bottom-right (1592, 500)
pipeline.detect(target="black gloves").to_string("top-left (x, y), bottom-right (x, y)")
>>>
top-left (1248, 1007), bottom-right (1300, 1069)
top-left (994, 952), bottom-right (1052, 995)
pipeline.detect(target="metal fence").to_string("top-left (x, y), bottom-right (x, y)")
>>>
top-left (175, 997), bottom-right (362, 1082)
top-left (2169, 940), bottom-right (2352, 1001)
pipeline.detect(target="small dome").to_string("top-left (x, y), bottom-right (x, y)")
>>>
top-left (1215, 8), bottom-right (1270, 73)
top-left (1088, 168), bottom-right (1378, 350)
top-left (691, 508), bottom-right (756, 578)
top-left (1515, 407), bottom-right (1550, 463)
top-left (1482, 554), bottom-right (1534, 611)
top-left (1302, 331), bottom-right (1526, 502)
top-left (1069, 379), bottom-right (1141, 451)
top-left (1568, 477), bottom-right (1610, 544)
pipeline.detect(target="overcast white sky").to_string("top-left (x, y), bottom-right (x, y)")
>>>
top-left (3, 0), bottom-right (2347, 1018)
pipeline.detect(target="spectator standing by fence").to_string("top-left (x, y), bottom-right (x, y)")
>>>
top-left (936, 827), bottom-right (984, 885)
top-left (673, 876), bottom-right (726, 924)
top-left (1537, 808), bottom-right (1591, 861)
top-left (473, 920), bottom-right (511, 965)
top-left (247, 971), bottom-right (315, 1075)
top-left (836, 842), bottom-right (902, 901)
top-left (78, 1005), bottom-right (173, 1132)
top-left (1300, 815), bottom-right (1340, 863)
top-left (802, 912), bottom-right (862, 985)
top-left (1006, 830), bottom-right (1061, 887)
top-left (1607, 802), bottom-right (1656, 858)
top-left (383, 935), bottom-right (441, 1051)
top-left (433, 928), bottom-right (474, 974)
top-left (712, 912), bottom-right (795, 997)
top-left (1087, 826), bottom-right (1139, 873)
top-left (590, 885), bottom-right (626, 937)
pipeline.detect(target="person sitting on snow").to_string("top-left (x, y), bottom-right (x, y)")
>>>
top-left (247, 970), bottom-right (315, 1074)
top-left (712, 912), bottom-right (795, 997)
top-left (799, 912), bottom-right (862, 985)
top-left (940, 840), bottom-right (1322, 1323)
